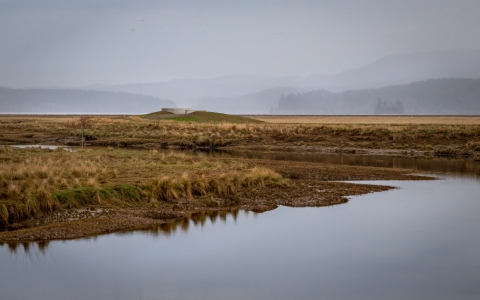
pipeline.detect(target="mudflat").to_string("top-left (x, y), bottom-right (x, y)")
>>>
top-left (247, 115), bottom-right (480, 124)
top-left (0, 114), bottom-right (479, 158)
top-left (0, 146), bottom-right (430, 242)
top-left (1, 113), bottom-right (476, 242)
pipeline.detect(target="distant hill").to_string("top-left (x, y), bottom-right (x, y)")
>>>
top-left (82, 75), bottom-right (303, 109)
top-left (0, 87), bottom-right (175, 114)
top-left (195, 87), bottom-right (311, 114)
top-left (272, 78), bottom-right (480, 115)
top-left (298, 49), bottom-right (480, 92)
top-left (79, 49), bottom-right (480, 111)
top-left (7, 48), bottom-right (480, 114)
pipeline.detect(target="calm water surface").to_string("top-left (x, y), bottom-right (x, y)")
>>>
top-left (1, 154), bottom-right (480, 300)
top-left (210, 150), bottom-right (480, 177)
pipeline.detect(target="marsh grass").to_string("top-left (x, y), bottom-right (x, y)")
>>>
top-left (248, 115), bottom-right (480, 125)
top-left (52, 185), bottom-right (143, 209)
top-left (0, 147), bottom-right (286, 227)
top-left (1, 115), bottom-right (478, 226)
top-left (2, 116), bottom-right (479, 151)
top-left (145, 167), bottom-right (286, 204)
top-left (466, 141), bottom-right (480, 151)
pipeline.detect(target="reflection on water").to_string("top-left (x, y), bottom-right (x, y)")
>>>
top-left (1, 209), bottom-right (244, 254)
top-left (10, 144), bottom-right (74, 151)
top-left (1, 175), bottom-right (479, 300)
top-left (9, 145), bottom-right (480, 176)
top-left (0, 240), bottom-right (50, 255)
top-left (1, 176), bottom-right (479, 300)
top-left (118, 209), bottom-right (243, 238)
top-left (219, 150), bottom-right (480, 177)
top-left (2, 149), bottom-right (480, 299)
top-left (179, 149), bottom-right (480, 177)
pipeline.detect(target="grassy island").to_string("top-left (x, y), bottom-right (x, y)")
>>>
top-left (1, 113), bottom-right (478, 242)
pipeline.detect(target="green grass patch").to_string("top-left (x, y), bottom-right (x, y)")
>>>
top-left (52, 185), bottom-right (143, 209)
top-left (140, 111), bottom-right (175, 120)
top-left (144, 111), bottom-right (262, 124)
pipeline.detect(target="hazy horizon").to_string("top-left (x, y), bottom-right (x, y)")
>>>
top-left (2, 0), bottom-right (480, 88)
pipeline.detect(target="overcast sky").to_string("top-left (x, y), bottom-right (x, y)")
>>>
top-left (1, 0), bottom-right (480, 88)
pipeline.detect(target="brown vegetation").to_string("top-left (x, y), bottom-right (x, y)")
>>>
top-left (0, 114), bottom-right (470, 242)
top-left (0, 147), bottom-right (286, 228)
top-left (247, 115), bottom-right (480, 124)
top-left (0, 144), bottom-right (429, 242)
top-left (0, 115), bottom-right (479, 159)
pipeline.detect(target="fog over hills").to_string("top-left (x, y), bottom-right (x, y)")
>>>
top-left (272, 78), bottom-right (480, 115)
top-left (0, 88), bottom-right (174, 114)
top-left (2, 49), bottom-right (480, 115)
top-left (81, 75), bottom-right (304, 109)
top-left (3, 1), bottom-right (480, 116)
top-left (80, 49), bottom-right (480, 113)
top-left (300, 49), bottom-right (480, 92)
top-left (196, 87), bottom-right (312, 115)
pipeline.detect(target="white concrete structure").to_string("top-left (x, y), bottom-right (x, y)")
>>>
top-left (162, 108), bottom-right (205, 114)
top-left (186, 109), bottom-right (206, 114)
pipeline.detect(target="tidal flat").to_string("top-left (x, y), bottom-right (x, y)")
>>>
top-left (0, 113), bottom-right (479, 158)
top-left (0, 144), bottom-right (431, 241)
top-left (2, 113), bottom-right (477, 241)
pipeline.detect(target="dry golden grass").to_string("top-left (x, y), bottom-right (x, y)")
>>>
top-left (247, 115), bottom-right (480, 124)
top-left (0, 147), bottom-right (286, 226)
top-left (1, 115), bottom-right (479, 154)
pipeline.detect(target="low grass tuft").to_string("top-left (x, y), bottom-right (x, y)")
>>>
top-left (36, 188), bottom-right (60, 212)
top-left (52, 187), bottom-right (108, 208)
top-left (0, 147), bottom-right (287, 227)
top-left (51, 185), bottom-right (143, 209)
top-left (0, 204), bottom-right (9, 226)
top-left (180, 173), bottom-right (192, 198)
top-left (146, 167), bottom-right (287, 204)
top-left (466, 141), bottom-right (480, 151)
top-left (112, 184), bottom-right (143, 202)
top-left (149, 176), bottom-right (180, 202)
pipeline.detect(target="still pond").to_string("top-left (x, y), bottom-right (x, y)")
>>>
top-left (1, 153), bottom-right (479, 300)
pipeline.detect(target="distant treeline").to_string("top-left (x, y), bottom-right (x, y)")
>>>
top-left (272, 78), bottom-right (480, 115)
top-left (197, 87), bottom-right (310, 114)
top-left (374, 98), bottom-right (405, 114)
top-left (0, 87), bottom-right (175, 114)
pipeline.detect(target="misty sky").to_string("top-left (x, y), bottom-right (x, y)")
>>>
top-left (1, 0), bottom-right (480, 88)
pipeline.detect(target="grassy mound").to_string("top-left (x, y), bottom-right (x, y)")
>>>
top-left (140, 111), bottom-right (175, 120)
top-left (143, 111), bottom-right (262, 124)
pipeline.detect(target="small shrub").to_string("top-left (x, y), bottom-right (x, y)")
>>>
top-left (192, 175), bottom-right (209, 197)
top-left (113, 184), bottom-right (142, 202)
top-left (0, 204), bottom-right (9, 225)
top-left (466, 141), bottom-right (480, 151)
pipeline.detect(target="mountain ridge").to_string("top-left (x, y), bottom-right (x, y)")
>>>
top-left (73, 49), bottom-right (480, 110)
top-left (0, 87), bottom-right (175, 114)
top-left (273, 78), bottom-right (480, 115)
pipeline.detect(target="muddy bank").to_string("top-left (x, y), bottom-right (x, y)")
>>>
top-left (0, 158), bottom-right (431, 242)
top-left (223, 144), bottom-right (480, 160)
top-left (1, 115), bottom-right (479, 160)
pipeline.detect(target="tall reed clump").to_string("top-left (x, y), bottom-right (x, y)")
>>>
top-left (0, 184), bottom-right (143, 227)
top-left (466, 141), bottom-right (480, 151)
top-left (241, 167), bottom-right (284, 188)
top-left (0, 151), bottom-right (117, 227)
top-left (51, 185), bottom-right (143, 209)
top-left (0, 204), bottom-right (9, 227)
top-left (0, 190), bottom-right (60, 226)
top-left (0, 146), bottom-right (13, 153)
top-left (146, 168), bottom-right (287, 204)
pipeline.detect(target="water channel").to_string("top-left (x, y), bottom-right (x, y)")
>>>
top-left (1, 152), bottom-right (479, 299)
